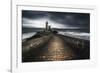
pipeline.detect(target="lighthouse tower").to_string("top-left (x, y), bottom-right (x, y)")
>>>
top-left (46, 21), bottom-right (48, 30)
top-left (45, 21), bottom-right (51, 32)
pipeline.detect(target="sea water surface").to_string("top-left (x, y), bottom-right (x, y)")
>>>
top-left (22, 30), bottom-right (90, 41)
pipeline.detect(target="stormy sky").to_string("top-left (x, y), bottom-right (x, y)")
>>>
top-left (22, 10), bottom-right (90, 29)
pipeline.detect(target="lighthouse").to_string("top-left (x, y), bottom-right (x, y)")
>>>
top-left (46, 21), bottom-right (48, 30)
top-left (45, 21), bottom-right (51, 32)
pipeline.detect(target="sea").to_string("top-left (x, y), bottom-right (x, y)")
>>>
top-left (22, 28), bottom-right (90, 41)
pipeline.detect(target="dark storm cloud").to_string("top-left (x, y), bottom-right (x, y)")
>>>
top-left (47, 12), bottom-right (90, 28)
top-left (22, 10), bottom-right (47, 19)
top-left (22, 10), bottom-right (90, 29)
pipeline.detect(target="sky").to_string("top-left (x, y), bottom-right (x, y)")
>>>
top-left (22, 10), bottom-right (90, 29)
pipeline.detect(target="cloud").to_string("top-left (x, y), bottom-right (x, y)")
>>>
top-left (22, 17), bottom-right (71, 28)
top-left (22, 10), bottom-right (90, 29)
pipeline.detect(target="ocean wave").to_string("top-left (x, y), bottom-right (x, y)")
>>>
top-left (58, 31), bottom-right (90, 40)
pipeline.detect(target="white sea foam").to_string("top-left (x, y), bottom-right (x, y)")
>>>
top-left (22, 32), bottom-right (36, 40)
top-left (58, 31), bottom-right (90, 40)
